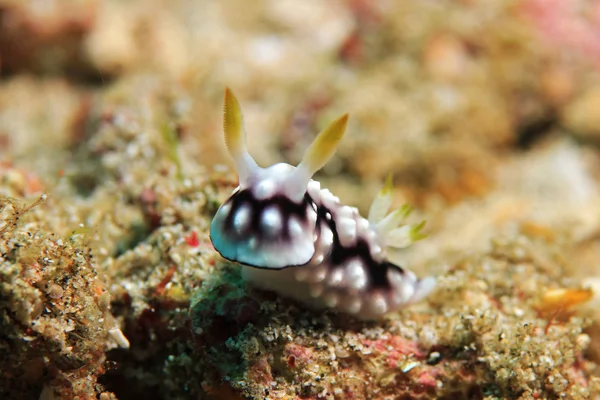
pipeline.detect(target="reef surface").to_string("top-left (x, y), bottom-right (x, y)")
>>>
top-left (1, 1), bottom-right (600, 399)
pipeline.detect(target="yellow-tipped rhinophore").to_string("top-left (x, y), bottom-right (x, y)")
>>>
top-left (223, 88), bottom-right (246, 160)
top-left (223, 88), bottom-right (259, 184)
top-left (283, 114), bottom-right (349, 202)
top-left (298, 114), bottom-right (349, 176)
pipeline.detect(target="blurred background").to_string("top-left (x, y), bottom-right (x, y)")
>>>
top-left (2, 0), bottom-right (600, 399)
top-left (3, 0), bottom-right (600, 268)
top-left (2, 0), bottom-right (599, 197)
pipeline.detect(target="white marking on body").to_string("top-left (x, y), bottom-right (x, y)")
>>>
top-left (389, 269), bottom-right (415, 305)
top-left (309, 284), bottom-right (324, 298)
top-left (410, 276), bottom-right (436, 303)
top-left (288, 216), bottom-right (304, 237)
top-left (327, 268), bottom-right (344, 287)
top-left (345, 259), bottom-right (368, 291)
top-left (311, 228), bottom-right (330, 263)
top-left (313, 253), bottom-right (325, 264)
top-left (253, 179), bottom-right (276, 200)
top-left (387, 267), bottom-right (404, 286)
top-left (323, 292), bottom-right (338, 307)
top-left (307, 180), bottom-right (321, 198)
top-left (338, 206), bottom-right (353, 220)
top-left (317, 225), bottom-right (334, 250)
top-left (294, 267), bottom-right (309, 282)
top-left (367, 293), bottom-right (388, 315)
top-left (370, 244), bottom-right (383, 261)
top-left (322, 197), bottom-right (340, 210)
top-left (337, 218), bottom-right (357, 247)
top-left (308, 266), bottom-right (327, 283)
top-left (356, 218), bottom-right (371, 235)
top-left (293, 240), bottom-right (315, 265)
top-left (260, 206), bottom-right (282, 236)
top-left (343, 296), bottom-right (362, 314)
top-left (319, 189), bottom-right (335, 206)
top-left (307, 209), bottom-right (317, 224)
top-left (233, 204), bottom-right (251, 233)
top-left (219, 202), bottom-right (232, 218)
top-left (248, 236), bottom-right (258, 250)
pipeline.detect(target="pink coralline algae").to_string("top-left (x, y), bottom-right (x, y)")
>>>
top-left (285, 343), bottom-right (314, 369)
top-left (362, 335), bottom-right (426, 369)
top-left (520, 0), bottom-right (600, 68)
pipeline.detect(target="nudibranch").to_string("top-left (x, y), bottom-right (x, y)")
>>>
top-left (210, 89), bottom-right (436, 320)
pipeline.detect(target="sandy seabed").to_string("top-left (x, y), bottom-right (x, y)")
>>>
top-left (2, 1), bottom-right (600, 399)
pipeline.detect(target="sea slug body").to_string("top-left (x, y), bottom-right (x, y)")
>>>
top-left (210, 89), bottom-right (436, 320)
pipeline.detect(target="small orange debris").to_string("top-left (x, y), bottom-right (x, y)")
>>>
top-left (538, 287), bottom-right (594, 313)
top-left (93, 285), bottom-right (105, 297)
top-left (537, 287), bottom-right (594, 333)
top-left (520, 221), bottom-right (556, 242)
top-left (153, 265), bottom-right (178, 296)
